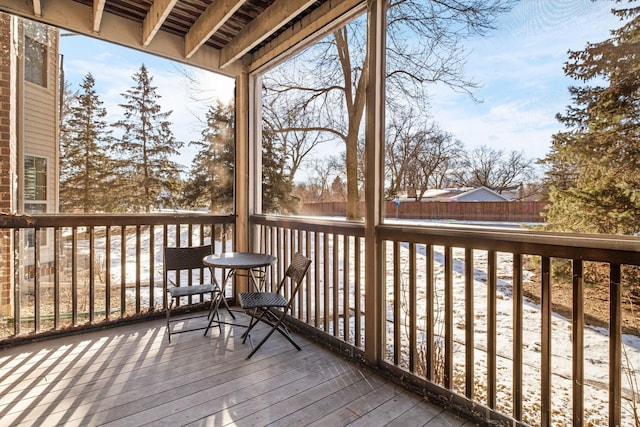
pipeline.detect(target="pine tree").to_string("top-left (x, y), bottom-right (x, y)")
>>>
top-left (262, 125), bottom-right (298, 214)
top-left (59, 73), bottom-right (114, 213)
top-left (113, 64), bottom-right (183, 212)
top-left (542, 4), bottom-right (640, 234)
top-left (183, 100), bottom-right (234, 213)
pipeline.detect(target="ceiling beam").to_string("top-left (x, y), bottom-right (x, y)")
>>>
top-left (249, 0), bottom-right (364, 72)
top-left (184, 0), bottom-right (245, 59)
top-left (219, 0), bottom-right (316, 68)
top-left (142, 0), bottom-right (178, 47)
top-left (93, 0), bottom-right (106, 32)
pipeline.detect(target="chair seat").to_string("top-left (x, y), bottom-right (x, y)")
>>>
top-left (168, 283), bottom-right (215, 298)
top-left (239, 292), bottom-right (287, 309)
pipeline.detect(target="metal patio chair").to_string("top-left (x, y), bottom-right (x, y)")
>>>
top-left (164, 244), bottom-right (221, 342)
top-left (238, 252), bottom-right (311, 359)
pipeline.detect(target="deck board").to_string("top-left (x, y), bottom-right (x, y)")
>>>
top-left (0, 312), bottom-right (476, 426)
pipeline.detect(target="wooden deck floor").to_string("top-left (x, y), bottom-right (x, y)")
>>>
top-left (1, 311), bottom-right (476, 426)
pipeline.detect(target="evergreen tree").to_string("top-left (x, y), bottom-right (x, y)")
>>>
top-left (183, 100), bottom-right (234, 213)
top-left (542, 3), bottom-right (640, 234)
top-left (113, 64), bottom-right (183, 212)
top-left (262, 125), bottom-right (298, 214)
top-left (59, 73), bottom-right (114, 212)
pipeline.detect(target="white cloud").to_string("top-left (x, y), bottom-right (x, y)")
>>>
top-left (429, 0), bottom-right (621, 163)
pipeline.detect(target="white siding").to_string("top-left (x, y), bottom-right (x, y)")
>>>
top-left (23, 26), bottom-right (58, 214)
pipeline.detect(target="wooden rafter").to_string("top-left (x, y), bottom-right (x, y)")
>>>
top-left (32, 0), bottom-right (42, 16)
top-left (249, 0), bottom-right (363, 72)
top-left (184, 0), bottom-right (245, 59)
top-left (92, 0), bottom-right (106, 32)
top-left (219, 0), bottom-right (317, 68)
top-left (142, 0), bottom-right (178, 47)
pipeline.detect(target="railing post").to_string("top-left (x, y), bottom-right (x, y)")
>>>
top-left (364, 0), bottom-right (387, 364)
top-left (235, 71), bottom-right (251, 296)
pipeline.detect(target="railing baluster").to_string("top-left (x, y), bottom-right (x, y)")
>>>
top-left (305, 230), bottom-right (311, 323)
top-left (54, 226), bottom-right (60, 329)
top-left (409, 242), bottom-right (417, 373)
top-left (488, 250), bottom-right (497, 409)
top-left (314, 230), bottom-right (320, 328)
top-left (163, 224), bottom-right (168, 310)
top-left (513, 253), bottom-right (523, 421)
top-left (72, 227), bottom-right (78, 325)
top-left (120, 225), bottom-right (126, 317)
top-left (277, 226), bottom-right (283, 282)
top-left (355, 236), bottom-right (362, 348)
top-left (444, 245), bottom-right (453, 389)
top-left (393, 240), bottom-right (400, 366)
top-left (343, 235), bottom-right (350, 342)
top-left (106, 226), bottom-right (111, 320)
top-left (465, 247), bottom-right (474, 399)
top-left (426, 243), bottom-right (434, 382)
top-left (541, 255), bottom-right (552, 427)
top-left (323, 232), bottom-right (329, 333)
top-left (89, 226), bottom-right (95, 323)
top-left (136, 224), bottom-right (141, 313)
top-left (610, 263), bottom-right (622, 427)
top-left (267, 225), bottom-right (273, 288)
top-left (572, 259), bottom-right (584, 426)
top-left (13, 228), bottom-right (20, 336)
top-left (34, 228), bottom-right (40, 333)
top-left (285, 228), bottom-right (291, 299)
top-left (332, 233), bottom-right (339, 337)
top-left (149, 225), bottom-right (154, 311)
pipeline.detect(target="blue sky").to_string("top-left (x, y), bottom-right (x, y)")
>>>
top-left (59, 0), bottom-right (623, 171)
top-left (430, 0), bottom-right (621, 162)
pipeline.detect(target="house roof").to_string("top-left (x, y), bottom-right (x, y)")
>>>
top-left (448, 186), bottom-right (510, 202)
top-left (400, 187), bottom-right (511, 202)
top-left (0, 0), bottom-right (365, 76)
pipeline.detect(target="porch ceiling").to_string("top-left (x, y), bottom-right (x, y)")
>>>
top-left (0, 0), bottom-right (364, 76)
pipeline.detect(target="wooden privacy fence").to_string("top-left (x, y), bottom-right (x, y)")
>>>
top-left (300, 201), bottom-right (547, 222)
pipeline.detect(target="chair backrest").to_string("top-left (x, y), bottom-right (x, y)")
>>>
top-left (164, 245), bottom-right (212, 275)
top-left (277, 253), bottom-right (311, 299)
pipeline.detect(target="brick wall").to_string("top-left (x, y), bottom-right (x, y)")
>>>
top-left (0, 12), bottom-right (14, 316)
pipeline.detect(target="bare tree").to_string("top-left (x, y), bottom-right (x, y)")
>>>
top-left (385, 105), bottom-right (463, 199)
top-left (263, 0), bottom-right (514, 220)
top-left (455, 145), bottom-right (535, 192)
top-left (306, 156), bottom-right (343, 203)
top-left (262, 91), bottom-right (330, 181)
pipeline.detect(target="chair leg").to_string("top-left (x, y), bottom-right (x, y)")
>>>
top-left (245, 311), bottom-right (301, 359)
top-left (166, 297), bottom-right (174, 342)
top-left (219, 292), bottom-right (236, 319)
top-left (205, 289), bottom-right (226, 334)
top-left (241, 309), bottom-right (261, 343)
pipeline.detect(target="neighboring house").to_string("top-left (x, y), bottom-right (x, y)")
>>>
top-left (446, 186), bottom-right (510, 202)
top-left (0, 13), bottom-right (59, 315)
top-left (403, 186), bottom-right (511, 202)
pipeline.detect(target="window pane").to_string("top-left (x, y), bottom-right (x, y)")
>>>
top-left (24, 156), bottom-right (47, 201)
top-left (24, 21), bottom-right (48, 87)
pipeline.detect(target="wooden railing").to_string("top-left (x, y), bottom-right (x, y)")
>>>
top-left (0, 213), bottom-right (235, 339)
top-left (2, 212), bottom-right (639, 426)
top-left (251, 215), bottom-right (640, 427)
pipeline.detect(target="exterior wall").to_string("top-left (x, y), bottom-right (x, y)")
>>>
top-left (22, 24), bottom-right (58, 214)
